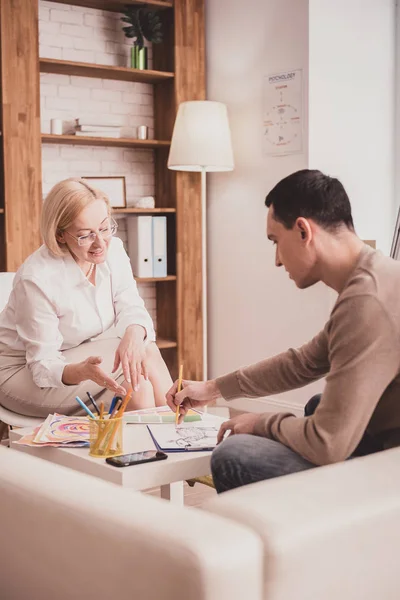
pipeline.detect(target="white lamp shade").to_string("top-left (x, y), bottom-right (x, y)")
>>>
top-left (167, 101), bottom-right (234, 172)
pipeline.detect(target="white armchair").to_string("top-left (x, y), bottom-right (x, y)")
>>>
top-left (0, 272), bottom-right (15, 311)
top-left (0, 272), bottom-right (43, 437)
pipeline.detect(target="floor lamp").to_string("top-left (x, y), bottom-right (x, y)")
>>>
top-left (167, 101), bottom-right (234, 380)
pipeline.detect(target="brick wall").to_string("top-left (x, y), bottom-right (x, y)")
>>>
top-left (39, 0), bottom-right (157, 326)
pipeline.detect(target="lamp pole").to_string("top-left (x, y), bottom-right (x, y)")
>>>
top-left (201, 166), bottom-right (208, 381)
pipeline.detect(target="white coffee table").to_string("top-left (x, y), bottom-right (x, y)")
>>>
top-left (10, 423), bottom-right (214, 505)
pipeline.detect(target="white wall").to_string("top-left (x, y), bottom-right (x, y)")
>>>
top-left (207, 0), bottom-right (396, 410)
top-left (309, 0), bottom-right (396, 255)
top-left (396, 1), bottom-right (400, 219)
top-left (206, 0), bottom-right (331, 408)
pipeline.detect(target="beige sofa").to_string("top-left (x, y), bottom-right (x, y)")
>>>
top-left (1, 445), bottom-right (400, 600)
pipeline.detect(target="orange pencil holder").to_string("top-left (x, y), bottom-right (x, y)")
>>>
top-left (88, 416), bottom-right (123, 458)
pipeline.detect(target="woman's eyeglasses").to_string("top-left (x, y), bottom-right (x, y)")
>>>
top-left (63, 219), bottom-right (118, 247)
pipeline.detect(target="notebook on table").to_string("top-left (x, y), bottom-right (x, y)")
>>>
top-left (147, 421), bottom-right (224, 453)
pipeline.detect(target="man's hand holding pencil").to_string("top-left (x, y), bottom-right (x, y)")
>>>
top-left (166, 378), bottom-right (222, 425)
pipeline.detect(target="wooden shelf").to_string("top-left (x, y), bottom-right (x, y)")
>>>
top-left (48, 0), bottom-right (173, 11)
top-left (113, 207), bottom-right (176, 214)
top-left (157, 338), bottom-right (177, 350)
top-left (40, 58), bottom-right (174, 84)
top-left (136, 276), bottom-right (176, 283)
top-left (41, 134), bottom-right (170, 149)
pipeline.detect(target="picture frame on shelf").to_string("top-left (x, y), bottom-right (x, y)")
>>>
top-left (83, 176), bottom-right (127, 209)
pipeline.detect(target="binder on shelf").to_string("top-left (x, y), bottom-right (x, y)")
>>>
top-left (127, 216), bottom-right (153, 278)
top-left (152, 216), bottom-right (167, 278)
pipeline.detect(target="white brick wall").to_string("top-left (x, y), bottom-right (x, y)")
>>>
top-left (39, 0), bottom-right (157, 326)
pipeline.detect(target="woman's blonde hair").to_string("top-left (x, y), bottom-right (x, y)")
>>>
top-left (41, 178), bottom-right (111, 257)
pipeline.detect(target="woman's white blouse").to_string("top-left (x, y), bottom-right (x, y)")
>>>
top-left (0, 237), bottom-right (155, 388)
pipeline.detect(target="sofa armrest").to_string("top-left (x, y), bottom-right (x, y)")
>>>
top-left (0, 446), bottom-right (263, 600)
top-left (204, 447), bottom-right (400, 600)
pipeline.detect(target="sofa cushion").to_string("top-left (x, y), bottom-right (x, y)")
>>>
top-left (204, 447), bottom-right (400, 600)
top-left (0, 446), bottom-right (263, 600)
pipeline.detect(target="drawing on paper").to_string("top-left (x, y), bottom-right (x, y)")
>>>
top-left (147, 423), bottom-right (222, 451)
top-left (171, 426), bottom-right (219, 449)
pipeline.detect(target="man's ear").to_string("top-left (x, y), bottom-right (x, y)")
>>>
top-left (295, 217), bottom-right (312, 243)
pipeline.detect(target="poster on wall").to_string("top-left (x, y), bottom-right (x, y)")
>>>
top-left (263, 69), bottom-right (303, 156)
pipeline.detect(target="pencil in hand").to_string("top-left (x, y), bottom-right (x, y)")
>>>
top-left (175, 364), bottom-right (183, 426)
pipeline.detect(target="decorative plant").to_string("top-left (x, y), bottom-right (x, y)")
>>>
top-left (121, 6), bottom-right (163, 50)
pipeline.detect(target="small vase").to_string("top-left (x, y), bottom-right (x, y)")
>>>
top-left (130, 46), bottom-right (148, 70)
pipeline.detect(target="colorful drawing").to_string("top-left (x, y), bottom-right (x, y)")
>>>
top-left (15, 413), bottom-right (90, 448)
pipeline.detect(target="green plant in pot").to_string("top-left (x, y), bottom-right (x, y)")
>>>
top-left (121, 6), bottom-right (163, 70)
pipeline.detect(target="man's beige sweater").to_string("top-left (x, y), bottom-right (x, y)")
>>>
top-left (216, 245), bottom-right (400, 466)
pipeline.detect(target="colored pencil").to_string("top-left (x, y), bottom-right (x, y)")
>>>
top-left (175, 364), bottom-right (183, 426)
top-left (86, 391), bottom-right (101, 416)
top-left (75, 396), bottom-right (96, 419)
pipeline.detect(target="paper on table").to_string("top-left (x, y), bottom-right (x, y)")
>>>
top-left (14, 413), bottom-right (90, 447)
top-left (147, 421), bottom-right (224, 451)
top-left (33, 413), bottom-right (89, 444)
top-left (124, 406), bottom-right (206, 424)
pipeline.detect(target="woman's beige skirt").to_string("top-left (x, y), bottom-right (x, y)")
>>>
top-left (0, 332), bottom-right (124, 417)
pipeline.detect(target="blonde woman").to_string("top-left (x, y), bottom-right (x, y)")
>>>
top-left (0, 178), bottom-right (172, 417)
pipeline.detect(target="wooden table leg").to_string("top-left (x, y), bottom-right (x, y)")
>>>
top-left (160, 481), bottom-right (184, 505)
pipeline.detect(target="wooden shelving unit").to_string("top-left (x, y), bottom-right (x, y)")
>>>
top-left (156, 338), bottom-right (177, 350)
top-left (0, 0), bottom-right (204, 381)
top-left (42, 134), bottom-right (170, 149)
top-left (48, 0), bottom-right (173, 11)
top-left (40, 58), bottom-right (174, 83)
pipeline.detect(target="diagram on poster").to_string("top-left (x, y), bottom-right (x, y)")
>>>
top-left (263, 69), bottom-right (303, 156)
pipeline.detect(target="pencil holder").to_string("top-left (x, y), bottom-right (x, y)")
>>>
top-left (88, 416), bottom-right (123, 458)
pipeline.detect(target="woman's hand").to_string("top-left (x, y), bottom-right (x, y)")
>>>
top-left (166, 379), bottom-right (221, 423)
top-left (112, 325), bottom-right (147, 391)
top-left (62, 356), bottom-right (126, 396)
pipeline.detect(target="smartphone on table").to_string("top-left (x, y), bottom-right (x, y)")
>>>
top-left (106, 450), bottom-right (168, 468)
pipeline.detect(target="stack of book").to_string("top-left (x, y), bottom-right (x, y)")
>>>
top-left (74, 118), bottom-right (121, 138)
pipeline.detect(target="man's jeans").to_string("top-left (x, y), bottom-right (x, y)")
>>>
top-left (211, 394), bottom-right (382, 494)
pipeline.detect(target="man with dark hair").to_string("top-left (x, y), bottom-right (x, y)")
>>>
top-left (167, 169), bottom-right (400, 493)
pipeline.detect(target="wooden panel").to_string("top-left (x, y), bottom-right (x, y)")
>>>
top-left (42, 134), bottom-right (170, 149)
top-left (48, 0), bottom-right (173, 11)
top-left (113, 207), bottom-right (176, 214)
top-left (155, 0), bottom-right (205, 381)
top-left (0, 214), bottom-right (5, 271)
top-left (40, 58), bottom-right (174, 83)
top-left (174, 0), bottom-right (205, 380)
top-left (1, 0), bottom-right (42, 271)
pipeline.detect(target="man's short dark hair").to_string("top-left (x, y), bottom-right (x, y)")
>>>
top-left (265, 169), bottom-right (354, 232)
